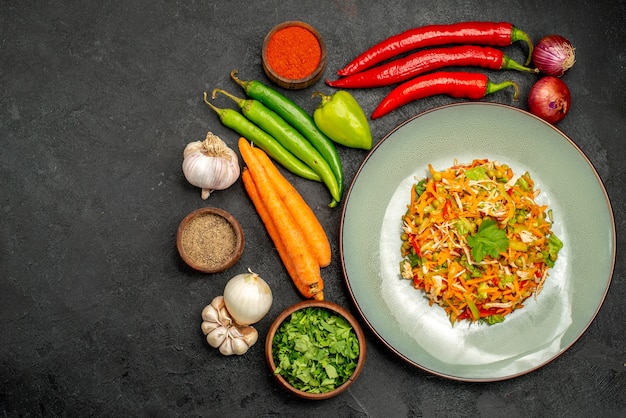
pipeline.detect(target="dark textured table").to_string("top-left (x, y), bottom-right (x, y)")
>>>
top-left (1, 1), bottom-right (624, 416)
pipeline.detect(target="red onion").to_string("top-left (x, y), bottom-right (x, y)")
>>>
top-left (532, 35), bottom-right (576, 76)
top-left (528, 76), bottom-right (571, 124)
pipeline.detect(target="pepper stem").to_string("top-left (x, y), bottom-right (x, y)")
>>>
top-left (212, 88), bottom-right (244, 106)
top-left (486, 80), bottom-right (520, 101)
top-left (203, 92), bottom-right (223, 114)
top-left (202, 92), bottom-right (234, 126)
top-left (311, 91), bottom-right (332, 107)
top-left (502, 55), bottom-right (539, 74)
top-left (230, 69), bottom-right (248, 89)
top-left (511, 27), bottom-right (534, 66)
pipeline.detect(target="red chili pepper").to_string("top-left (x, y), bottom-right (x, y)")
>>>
top-left (478, 307), bottom-right (500, 318)
top-left (338, 21), bottom-right (534, 76)
top-left (456, 310), bottom-right (471, 321)
top-left (409, 235), bottom-right (422, 257)
top-left (327, 45), bottom-right (537, 89)
top-left (457, 306), bottom-right (500, 322)
top-left (370, 71), bottom-right (520, 119)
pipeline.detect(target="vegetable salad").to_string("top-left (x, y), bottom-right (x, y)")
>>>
top-left (399, 159), bottom-right (563, 326)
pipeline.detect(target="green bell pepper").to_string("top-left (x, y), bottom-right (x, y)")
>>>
top-left (312, 91), bottom-right (372, 150)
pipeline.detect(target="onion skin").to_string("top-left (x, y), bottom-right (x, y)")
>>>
top-left (528, 76), bottom-right (571, 124)
top-left (223, 271), bottom-right (273, 325)
top-left (532, 35), bottom-right (575, 77)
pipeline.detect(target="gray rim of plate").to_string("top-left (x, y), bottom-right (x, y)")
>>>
top-left (339, 102), bottom-right (616, 382)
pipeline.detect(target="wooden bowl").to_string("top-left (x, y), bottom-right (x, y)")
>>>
top-left (262, 21), bottom-right (326, 90)
top-left (265, 300), bottom-right (366, 400)
top-left (176, 207), bottom-right (244, 274)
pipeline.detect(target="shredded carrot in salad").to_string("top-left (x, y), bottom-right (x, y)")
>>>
top-left (399, 159), bottom-right (563, 326)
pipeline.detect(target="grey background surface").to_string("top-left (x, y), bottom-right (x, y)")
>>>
top-left (1, 0), bottom-right (624, 416)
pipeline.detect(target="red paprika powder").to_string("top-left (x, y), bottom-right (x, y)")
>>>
top-left (266, 26), bottom-right (321, 80)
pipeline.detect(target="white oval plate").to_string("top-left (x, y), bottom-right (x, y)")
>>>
top-left (340, 103), bottom-right (616, 381)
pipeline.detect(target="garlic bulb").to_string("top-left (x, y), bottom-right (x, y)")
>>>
top-left (182, 132), bottom-right (240, 200)
top-left (201, 295), bottom-right (259, 356)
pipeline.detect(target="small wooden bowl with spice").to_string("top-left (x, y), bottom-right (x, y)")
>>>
top-left (176, 207), bottom-right (244, 274)
top-left (262, 21), bottom-right (327, 90)
top-left (265, 300), bottom-right (366, 400)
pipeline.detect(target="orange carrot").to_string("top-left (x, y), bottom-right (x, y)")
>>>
top-left (241, 168), bottom-right (298, 281)
top-left (251, 146), bottom-right (332, 267)
top-left (239, 137), bottom-right (324, 300)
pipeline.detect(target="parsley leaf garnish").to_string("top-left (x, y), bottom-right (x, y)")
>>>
top-left (466, 218), bottom-right (509, 262)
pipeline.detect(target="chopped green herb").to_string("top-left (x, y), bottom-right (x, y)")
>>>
top-left (272, 307), bottom-right (360, 394)
top-left (414, 178), bottom-right (427, 198)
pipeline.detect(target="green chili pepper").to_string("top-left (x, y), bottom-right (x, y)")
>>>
top-left (231, 70), bottom-right (344, 205)
top-left (202, 93), bottom-right (321, 182)
top-left (212, 89), bottom-right (341, 207)
top-left (311, 90), bottom-right (372, 150)
top-left (464, 295), bottom-right (481, 321)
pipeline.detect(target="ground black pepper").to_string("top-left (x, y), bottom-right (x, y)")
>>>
top-left (181, 213), bottom-right (237, 269)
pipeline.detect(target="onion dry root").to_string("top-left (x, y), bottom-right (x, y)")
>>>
top-left (532, 35), bottom-right (575, 77)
